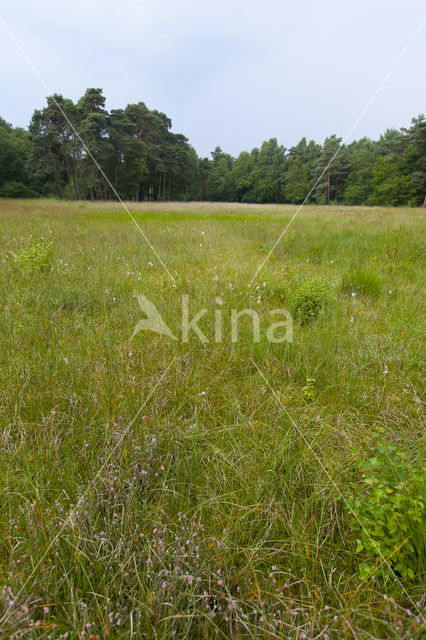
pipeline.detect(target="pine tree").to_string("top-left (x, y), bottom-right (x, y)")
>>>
top-left (314, 135), bottom-right (347, 204)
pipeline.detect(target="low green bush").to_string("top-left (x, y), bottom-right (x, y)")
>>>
top-left (348, 429), bottom-right (425, 581)
top-left (12, 235), bottom-right (53, 272)
top-left (292, 277), bottom-right (333, 324)
top-left (0, 181), bottom-right (40, 198)
top-left (302, 377), bottom-right (317, 402)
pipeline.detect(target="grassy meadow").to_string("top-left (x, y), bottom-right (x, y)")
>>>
top-left (0, 199), bottom-right (425, 639)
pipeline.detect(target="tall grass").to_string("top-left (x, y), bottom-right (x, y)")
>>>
top-left (341, 269), bottom-right (382, 298)
top-left (0, 199), bottom-right (424, 639)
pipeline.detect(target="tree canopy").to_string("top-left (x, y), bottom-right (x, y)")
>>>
top-left (0, 89), bottom-right (424, 206)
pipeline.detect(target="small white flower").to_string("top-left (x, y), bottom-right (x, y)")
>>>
top-left (64, 357), bottom-right (69, 365)
top-left (388, 289), bottom-right (392, 294)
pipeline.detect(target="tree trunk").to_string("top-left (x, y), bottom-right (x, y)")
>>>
top-left (327, 171), bottom-right (330, 205)
top-left (78, 165), bottom-right (84, 200)
top-left (71, 157), bottom-right (79, 200)
top-left (102, 176), bottom-right (108, 200)
top-left (48, 143), bottom-right (64, 199)
top-left (423, 194), bottom-right (426, 208)
top-left (65, 157), bottom-right (73, 200)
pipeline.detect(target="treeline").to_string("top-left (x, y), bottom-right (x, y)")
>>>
top-left (0, 88), bottom-right (425, 206)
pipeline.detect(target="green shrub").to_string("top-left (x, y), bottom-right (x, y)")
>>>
top-left (302, 377), bottom-right (316, 402)
top-left (341, 269), bottom-right (381, 298)
top-left (348, 429), bottom-right (425, 581)
top-left (0, 181), bottom-right (40, 198)
top-left (12, 235), bottom-right (53, 272)
top-left (292, 277), bottom-right (333, 324)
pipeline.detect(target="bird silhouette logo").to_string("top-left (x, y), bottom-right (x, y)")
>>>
top-left (131, 294), bottom-right (177, 341)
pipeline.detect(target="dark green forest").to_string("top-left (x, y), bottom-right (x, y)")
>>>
top-left (1, 88), bottom-right (425, 206)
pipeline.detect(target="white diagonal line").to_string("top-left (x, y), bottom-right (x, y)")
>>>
top-left (0, 357), bottom-right (176, 628)
top-left (250, 357), bottom-right (425, 622)
top-left (248, 16), bottom-right (426, 286)
top-left (0, 16), bottom-right (176, 284)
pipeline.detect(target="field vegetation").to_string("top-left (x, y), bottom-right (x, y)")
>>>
top-left (0, 199), bottom-right (424, 639)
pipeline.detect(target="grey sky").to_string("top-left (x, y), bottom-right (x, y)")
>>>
top-left (1, 0), bottom-right (425, 157)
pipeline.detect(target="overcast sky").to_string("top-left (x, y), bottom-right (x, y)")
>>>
top-left (1, 1), bottom-right (425, 157)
